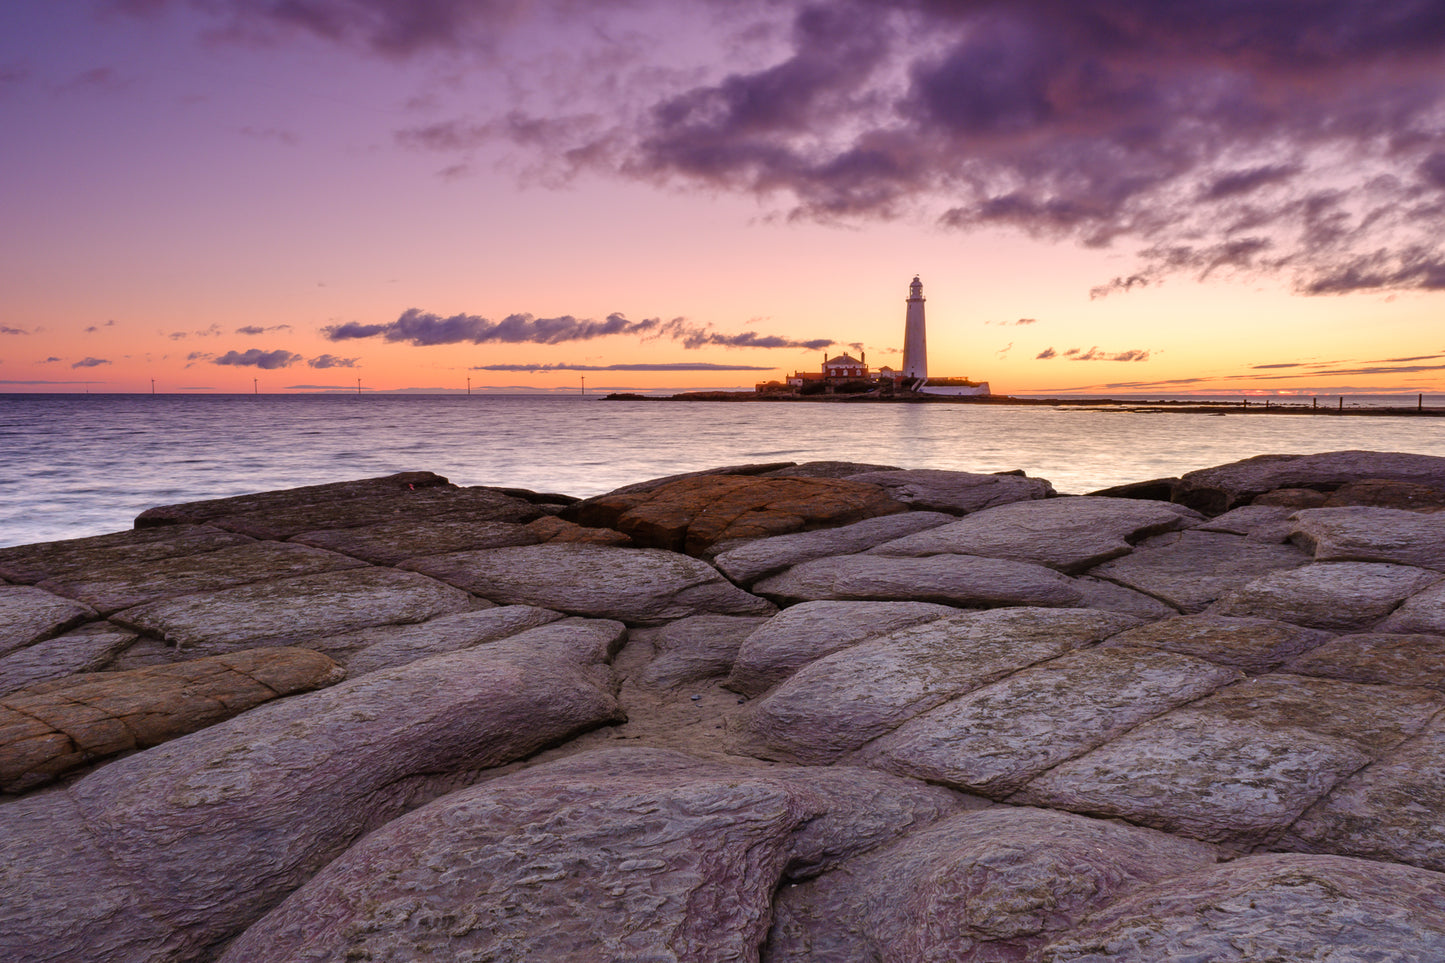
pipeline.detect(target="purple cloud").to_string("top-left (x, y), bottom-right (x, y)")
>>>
top-left (308, 354), bottom-right (359, 368)
top-left (213, 348), bottom-right (303, 369)
top-left (0, 326), bottom-right (27, 335)
top-left (325, 308), bottom-right (834, 351)
top-left (71, 357), bottom-right (111, 368)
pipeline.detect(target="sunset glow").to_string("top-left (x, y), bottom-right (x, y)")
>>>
top-left (3, 2), bottom-right (1444, 396)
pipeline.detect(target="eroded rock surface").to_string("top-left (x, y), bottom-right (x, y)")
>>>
top-left (408, 544), bottom-right (775, 623)
top-left (713, 511), bottom-right (955, 584)
top-left (566, 473), bottom-right (909, 554)
top-left (871, 496), bottom-right (1199, 573)
top-left (0, 585), bottom-right (97, 657)
top-left (843, 468), bottom-right (1054, 514)
top-left (1289, 506), bottom-right (1445, 569)
top-left (1172, 450), bottom-right (1445, 515)
top-left (1210, 561), bottom-right (1442, 629)
top-left (291, 517), bottom-right (541, 565)
top-left (0, 621), bottom-right (625, 963)
top-left (1087, 530), bottom-right (1310, 612)
top-left (1102, 613), bottom-right (1334, 674)
top-left (113, 567), bottom-right (477, 652)
top-left (0, 622), bottom-right (136, 695)
top-left (767, 807), bottom-right (1217, 963)
top-left (0, 647), bottom-right (344, 793)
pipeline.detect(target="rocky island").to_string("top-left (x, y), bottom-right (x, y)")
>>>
top-left (4, 450), bottom-right (1445, 961)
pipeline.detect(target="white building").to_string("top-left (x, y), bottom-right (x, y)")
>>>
top-left (901, 275), bottom-right (927, 381)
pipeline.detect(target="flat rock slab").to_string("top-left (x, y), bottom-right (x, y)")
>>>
top-left (567, 474), bottom-right (909, 554)
top-left (1172, 450), bottom-right (1445, 515)
top-left (1210, 561), bottom-right (1443, 630)
top-left (1283, 715), bottom-right (1445, 872)
top-left (315, 605), bottom-right (566, 675)
top-left (1012, 673), bottom-right (1440, 849)
top-left (870, 496), bottom-right (1198, 573)
top-left (767, 807), bottom-right (1217, 963)
top-left (727, 600), bottom-right (958, 697)
top-left (599, 461), bottom-right (799, 496)
top-left (753, 553), bottom-right (1165, 617)
top-left (1284, 632), bottom-right (1445, 689)
top-left (114, 567), bottom-right (476, 652)
top-left (843, 468), bottom-right (1054, 514)
top-left (859, 646), bottom-right (1240, 797)
top-left (524, 515), bottom-right (634, 546)
top-left (1102, 613), bottom-right (1334, 674)
top-left (0, 585), bottom-right (97, 657)
top-left (408, 544), bottom-right (774, 624)
top-left (1087, 530), bottom-right (1310, 612)
top-left (1194, 504), bottom-right (1299, 541)
top-left (0, 647), bottom-right (344, 793)
top-left (1324, 477), bottom-right (1445, 511)
top-left (0, 623), bottom-right (137, 695)
top-left (1378, 579), bottom-right (1445, 634)
top-left (219, 748), bottom-right (813, 963)
top-left (203, 486), bottom-right (546, 540)
top-left (0, 625), bottom-right (625, 963)
top-left (731, 608), bottom-right (1139, 764)
top-left (634, 614), bottom-right (773, 688)
top-left (764, 460), bottom-right (902, 479)
top-left (37, 541), bottom-right (367, 614)
top-left (291, 517), bottom-right (542, 565)
top-left (1289, 506), bottom-right (1445, 570)
top-left (712, 511), bottom-right (956, 584)
top-left (220, 749), bottom-right (966, 963)
top-left (0, 524), bottom-right (253, 584)
top-left (132, 470), bottom-right (452, 527)
top-left (1039, 854), bottom-right (1445, 962)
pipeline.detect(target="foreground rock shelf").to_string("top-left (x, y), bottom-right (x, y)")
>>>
top-left (3, 450), bottom-right (1445, 961)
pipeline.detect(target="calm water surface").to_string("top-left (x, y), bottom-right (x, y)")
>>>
top-left (4, 393), bottom-right (1445, 547)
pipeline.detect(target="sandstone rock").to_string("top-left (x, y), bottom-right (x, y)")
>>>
top-left (1289, 506), bottom-right (1445, 570)
top-left (726, 600), bottom-right (957, 697)
top-left (38, 541), bottom-right (367, 614)
top-left (1284, 632), bottom-right (1445, 689)
top-left (1283, 715), bottom-right (1445, 872)
top-left (712, 511), bottom-right (956, 584)
top-left (767, 807), bottom-right (1217, 963)
top-left (843, 468), bottom-right (1054, 514)
top-left (870, 496), bottom-right (1199, 573)
top-left (0, 647), bottom-right (345, 793)
top-left (0, 585), bottom-right (97, 658)
top-left (205, 485), bottom-right (546, 540)
top-left (753, 553), bottom-right (1163, 617)
top-left (567, 474), bottom-right (908, 554)
top-left (1378, 579), bottom-right (1445, 633)
top-left (113, 567), bottom-right (476, 652)
top-left (1085, 476), bottom-right (1179, 501)
top-left (599, 461), bottom-right (799, 496)
top-left (318, 605), bottom-right (565, 675)
top-left (635, 614), bottom-right (773, 688)
top-left (1172, 450), bottom-right (1445, 515)
top-left (731, 609), bottom-right (1139, 764)
top-left (1087, 530), bottom-right (1310, 612)
top-left (1013, 673), bottom-right (1439, 848)
top-left (218, 748), bottom-right (811, 963)
top-left (1071, 576), bottom-right (1183, 620)
top-left (1324, 477), bottom-right (1445, 511)
top-left (764, 765), bottom-right (980, 879)
top-left (220, 749), bottom-right (972, 963)
top-left (524, 514), bottom-right (633, 546)
top-left (292, 517), bottom-right (541, 565)
top-left (132, 470), bottom-right (451, 527)
top-left (407, 544), bottom-right (774, 624)
top-left (0, 524), bottom-right (253, 584)
top-left (0, 626), bottom-right (624, 962)
top-left (1210, 561), bottom-right (1443, 630)
top-left (1038, 854), bottom-right (1445, 962)
top-left (764, 460), bottom-right (902, 479)
top-left (0, 623), bottom-right (136, 695)
top-left (754, 554), bottom-right (1085, 608)
top-left (1193, 503), bottom-right (1298, 541)
top-left (1251, 487), bottom-right (1329, 508)
top-left (859, 647), bottom-right (1240, 797)
top-left (1103, 613), bottom-right (1334, 674)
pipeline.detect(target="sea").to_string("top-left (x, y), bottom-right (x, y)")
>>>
top-left (3, 392), bottom-right (1445, 548)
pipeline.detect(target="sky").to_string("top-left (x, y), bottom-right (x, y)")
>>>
top-left (2, 0), bottom-right (1445, 396)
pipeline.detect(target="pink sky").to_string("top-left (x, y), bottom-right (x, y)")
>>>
top-left (3, 1), bottom-right (1444, 396)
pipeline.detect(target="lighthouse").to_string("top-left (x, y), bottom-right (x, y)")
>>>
top-left (902, 275), bottom-right (927, 382)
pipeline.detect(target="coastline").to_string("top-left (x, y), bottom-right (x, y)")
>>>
top-left (612, 390), bottom-right (1445, 416)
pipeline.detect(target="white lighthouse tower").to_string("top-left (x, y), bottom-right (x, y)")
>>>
top-left (901, 275), bottom-right (927, 382)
